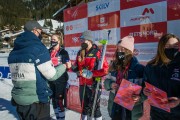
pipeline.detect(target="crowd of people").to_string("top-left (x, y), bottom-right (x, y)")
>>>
top-left (7, 20), bottom-right (180, 120)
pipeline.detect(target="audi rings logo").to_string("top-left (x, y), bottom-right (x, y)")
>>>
top-left (66, 25), bottom-right (73, 31)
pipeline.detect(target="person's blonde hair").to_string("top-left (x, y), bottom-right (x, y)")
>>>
top-left (53, 32), bottom-right (64, 46)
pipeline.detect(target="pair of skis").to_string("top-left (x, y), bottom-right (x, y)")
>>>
top-left (90, 30), bottom-right (111, 120)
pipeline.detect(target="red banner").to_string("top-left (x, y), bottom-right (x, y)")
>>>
top-left (121, 22), bottom-right (167, 43)
top-left (167, 0), bottom-right (180, 21)
top-left (66, 86), bottom-right (82, 112)
top-left (64, 33), bottom-right (82, 47)
top-left (64, 3), bottom-right (87, 22)
top-left (88, 11), bottom-right (120, 31)
top-left (120, 0), bottom-right (166, 10)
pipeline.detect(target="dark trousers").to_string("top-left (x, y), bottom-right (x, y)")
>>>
top-left (111, 103), bottom-right (131, 120)
top-left (16, 102), bottom-right (50, 120)
top-left (79, 85), bottom-right (102, 118)
top-left (151, 108), bottom-right (180, 120)
top-left (49, 81), bottom-right (67, 109)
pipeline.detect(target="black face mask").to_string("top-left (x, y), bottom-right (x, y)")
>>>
top-left (164, 48), bottom-right (178, 60)
top-left (38, 34), bottom-right (42, 40)
top-left (117, 52), bottom-right (125, 61)
top-left (50, 41), bottom-right (58, 47)
top-left (81, 43), bottom-right (88, 50)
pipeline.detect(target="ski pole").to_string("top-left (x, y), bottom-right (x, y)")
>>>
top-left (80, 79), bottom-right (86, 120)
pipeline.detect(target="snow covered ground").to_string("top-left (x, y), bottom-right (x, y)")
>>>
top-left (0, 79), bottom-right (81, 120)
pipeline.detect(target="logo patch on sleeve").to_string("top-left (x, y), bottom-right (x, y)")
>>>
top-left (35, 59), bottom-right (40, 64)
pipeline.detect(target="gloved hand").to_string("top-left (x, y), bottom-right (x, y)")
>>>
top-left (82, 69), bottom-right (93, 79)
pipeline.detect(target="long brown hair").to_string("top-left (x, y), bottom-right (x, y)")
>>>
top-left (148, 33), bottom-right (180, 65)
top-left (109, 47), bottom-right (133, 72)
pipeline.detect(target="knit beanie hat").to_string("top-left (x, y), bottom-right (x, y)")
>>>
top-left (80, 30), bottom-right (93, 42)
top-left (24, 20), bottom-right (43, 31)
top-left (119, 36), bottom-right (134, 53)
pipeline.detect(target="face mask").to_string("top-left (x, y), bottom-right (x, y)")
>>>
top-left (117, 52), bottom-right (125, 61)
top-left (38, 34), bottom-right (42, 40)
top-left (51, 41), bottom-right (58, 47)
top-left (164, 48), bottom-right (178, 60)
top-left (81, 43), bottom-right (88, 50)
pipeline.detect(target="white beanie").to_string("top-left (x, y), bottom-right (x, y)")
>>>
top-left (120, 36), bottom-right (134, 53)
top-left (80, 30), bottom-right (93, 41)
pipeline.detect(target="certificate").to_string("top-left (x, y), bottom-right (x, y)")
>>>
top-left (114, 79), bottom-right (142, 110)
top-left (145, 82), bottom-right (170, 112)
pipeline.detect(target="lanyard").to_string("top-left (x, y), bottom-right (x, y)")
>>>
top-left (116, 63), bottom-right (130, 85)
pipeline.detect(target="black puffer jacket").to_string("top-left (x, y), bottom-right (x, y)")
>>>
top-left (144, 56), bottom-right (180, 114)
top-left (49, 47), bottom-right (69, 83)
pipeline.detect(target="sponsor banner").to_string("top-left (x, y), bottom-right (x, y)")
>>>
top-left (88, 11), bottom-right (120, 30)
top-left (120, 1), bottom-right (167, 27)
top-left (167, 20), bottom-right (180, 38)
top-left (121, 22), bottom-right (167, 43)
top-left (65, 47), bottom-right (80, 60)
top-left (64, 18), bottom-right (88, 35)
top-left (64, 3), bottom-right (87, 22)
top-left (64, 33), bottom-right (82, 47)
top-left (120, 0), bottom-right (166, 10)
top-left (134, 42), bottom-right (158, 62)
top-left (92, 28), bottom-right (120, 45)
top-left (105, 45), bottom-right (116, 62)
top-left (67, 72), bottom-right (79, 86)
top-left (167, 0), bottom-right (180, 21)
top-left (66, 85), bottom-right (81, 113)
top-left (100, 89), bottom-right (111, 120)
top-left (0, 66), bottom-right (11, 79)
top-left (88, 0), bottom-right (120, 17)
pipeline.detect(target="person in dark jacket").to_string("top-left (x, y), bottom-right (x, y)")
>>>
top-left (104, 36), bottom-right (144, 120)
top-left (8, 20), bottom-right (71, 120)
top-left (143, 33), bottom-right (180, 120)
top-left (73, 30), bottom-right (109, 120)
top-left (49, 32), bottom-right (70, 120)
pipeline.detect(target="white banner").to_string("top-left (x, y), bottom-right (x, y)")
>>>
top-left (65, 47), bottom-right (80, 60)
top-left (92, 28), bottom-right (120, 45)
top-left (64, 18), bottom-right (88, 35)
top-left (167, 20), bottom-right (180, 38)
top-left (67, 72), bottom-right (79, 86)
top-left (134, 42), bottom-right (158, 62)
top-left (88, 0), bottom-right (120, 17)
top-left (120, 1), bottom-right (167, 27)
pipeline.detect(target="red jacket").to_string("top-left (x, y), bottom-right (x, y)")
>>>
top-left (76, 47), bottom-right (109, 85)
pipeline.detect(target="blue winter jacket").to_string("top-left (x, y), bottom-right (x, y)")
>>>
top-left (8, 31), bottom-right (66, 105)
top-left (104, 57), bottom-right (145, 120)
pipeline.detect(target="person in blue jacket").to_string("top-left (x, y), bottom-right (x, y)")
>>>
top-left (104, 36), bottom-right (144, 120)
top-left (8, 20), bottom-right (71, 120)
top-left (143, 33), bottom-right (180, 120)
